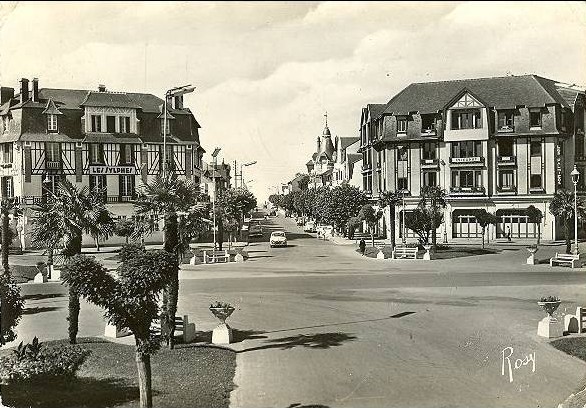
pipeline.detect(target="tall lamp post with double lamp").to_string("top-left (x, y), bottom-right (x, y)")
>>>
top-left (163, 85), bottom-right (195, 177)
top-left (211, 148), bottom-right (221, 251)
top-left (571, 165), bottom-right (580, 256)
top-left (240, 161), bottom-right (257, 188)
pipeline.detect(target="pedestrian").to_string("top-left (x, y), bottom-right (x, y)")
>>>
top-left (506, 226), bottom-right (511, 242)
top-left (359, 239), bottom-right (366, 256)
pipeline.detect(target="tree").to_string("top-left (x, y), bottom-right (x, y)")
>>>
top-left (346, 216), bottom-right (361, 240)
top-left (1, 198), bottom-right (21, 277)
top-left (0, 273), bottom-right (24, 346)
top-left (379, 191), bottom-right (401, 249)
top-left (62, 250), bottom-right (177, 408)
top-left (404, 208), bottom-right (435, 245)
top-left (30, 179), bottom-right (114, 344)
top-left (359, 204), bottom-right (382, 247)
top-left (217, 187), bottom-right (257, 242)
top-left (474, 209), bottom-right (498, 249)
top-left (418, 186), bottom-right (447, 251)
top-left (318, 185), bottom-right (366, 233)
top-left (134, 174), bottom-right (202, 349)
top-left (549, 190), bottom-right (585, 254)
top-left (297, 174), bottom-right (310, 191)
top-left (526, 205), bottom-right (543, 245)
top-left (114, 219), bottom-right (136, 244)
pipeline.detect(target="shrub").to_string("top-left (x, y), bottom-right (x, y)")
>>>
top-left (540, 296), bottom-right (560, 302)
top-left (118, 243), bottom-right (146, 262)
top-left (0, 342), bottom-right (90, 384)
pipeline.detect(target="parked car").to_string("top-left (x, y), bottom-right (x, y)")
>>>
top-left (269, 209), bottom-right (277, 216)
top-left (296, 217), bottom-right (304, 226)
top-left (248, 222), bottom-right (263, 237)
top-left (270, 231), bottom-right (288, 247)
top-left (303, 221), bottom-right (316, 233)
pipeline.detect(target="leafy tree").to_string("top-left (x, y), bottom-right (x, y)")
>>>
top-left (130, 215), bottom-right (157, 245)
top-left (1, 198), bottom-right (21, 277)
top-left (359, 204), bottom-right (382, 247)
top-left (30, 179), bottom-right (114, 344)
top-left (474, 209), bottom-right (498, 249)
top-left (526, 205), bottom-right (543, 245)
top-left (217, 187), bottom-right (257, 241)
top-left (62, 250), bottom-right (177, 408)
top-left (404, 208), bottom-right (437, 245)
top-left (0, 273), bottom-right (24, 346)
top-left (114, 218), bottom-right (135, 244)
top-left (315, 185), bottom-right (366, 232)
top-left (418, 186), bottom-right (447, 251)
top-left (549, 189), bottom-right (585, 254)
top-left (346, 216), bottom-right (361, 240)
top-left (134, 174), bottom-right (202, 349)
top-left (379, 191), bottom-right (401, 249)
top-left (297, 174), bottom-right (310, 191)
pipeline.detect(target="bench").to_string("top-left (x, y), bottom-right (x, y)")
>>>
top-left (203, 250), bottom-right (229, 264)
top-left (151, 315), bottom-right (196, 343)
top-left (550, 253), bottom-right (582, 268)
top-left (392, 246), bottom-right (418, 260)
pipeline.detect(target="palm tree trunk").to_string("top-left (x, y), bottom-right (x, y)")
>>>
top-left (390, 205), bottom-right (396, 250)
top-left (2, 210), bottom-right (9, 278)
top-left (65, 232), bottom-right (82, 345)
top-left (163, 211), bottom-right (178, 349)
top-left (565, 220), bottom-right (571, 254)
top-left (481, 227), bottom-right (485, 249)
top-left (537, 224), bottom-right (541, 245)
top-left (135, 350), bottom-right (153, 408)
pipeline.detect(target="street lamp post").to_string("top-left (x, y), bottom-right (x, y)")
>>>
top-left (440, 159), bottom-right (448, 243)
top-left (163, 85), bottom-right (195, 178)
top-left (571, 165), bottom-right (580, 256)
top-left (401, 190), bottom-right (406, 245)
top-left (240, 161), bottom-right (257, 188)
top-left (211, 148), bottom-right (221, 251)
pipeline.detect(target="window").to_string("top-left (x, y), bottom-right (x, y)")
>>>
top-left (452, 169), bottom-right (482, 189)
top-left (160, 145), bottom-right (174, 171)
top-left (118, 116), bottom-right (131, 133)
top-left (1, 177), bottom-right (13, 198)
top-left (91, 115), bottom-right (102, 132)
top-left (161, 119), bottom-right (171, 135)
top-left (45, 142), bottom-right (60, 162)
top-left (119, 144), bottom-right (134, 165)
top-left (42, 174), bottom-right (62, 198)
top-left (530, 141), bottom-right (541, 156)
top-left (451, 141), bottom-right (482, 158)
top-left (530, 110), bottom-right (542, 129)
top-left (106, 116), bottom-right (116, 133)
top-left (90, 143), bottom-right (104, 164)
top-left (421, 114), bottom-right (436, 134)
top-left (119, 175), bottom-right (135, 198)
top-left (497, 139), bottom-right (514, 157)
top-left (530, 174), bottom-right (542, 189)
top-left (89, 175), bottom-right (107, 197)
top-left (422, 142), bottom-right (437, 160)
top-left (397, 146), bottom-right (408, 161)
top-left (451, 109), bottom-right (482, 130)
top-left (2, 143), bottom-right (13, 164)
top-left (397, 118), bottom-right (407, 133)
top-left (422, 171), bottom-right (437, 187)
top-left (397, 177), bottom-right (408, 191)
top-left (576, 134), bottom-right (585, 159)
top-left (498, 170), bottom-right (515, 190)
top-left (498, 110), bottom-right (514, 131)
top-left (47, 114), bottom-right (58, 132)
top-left (560, 110), bottom-right (567, 131)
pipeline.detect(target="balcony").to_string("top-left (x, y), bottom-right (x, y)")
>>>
top-left (45, 161), bottom-right (62, 170)
top-left (497, 125), bottom-right (515, 133)
top-left (106, 195), bottom-right (136, 204)
top-left (497, 156), bottom-right (517, 166)
top-left (496, 185), bottom-right (517, 194)
top-left (420, 158), bottom-right (439, 168)
top-left (449, 186), bottom-right (486, 196)
top-left (421, 128), bottom-right (436, 136)
top-left (449, 156), bottom-right (484, 166)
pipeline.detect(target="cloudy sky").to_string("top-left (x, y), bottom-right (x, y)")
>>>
top-left (1, 1), bottom-right (585, 201)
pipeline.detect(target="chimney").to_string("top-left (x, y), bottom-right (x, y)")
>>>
top-left (19, 78), bottom-right (29, 104)
top-left (98, 84), bottom-right (106, 92)
top-left (0, 87), bottom-right (14, 105)
top-left (174, 95), bottom-right (183, 109)
top-left (32, 78), bottom-right (39, 102)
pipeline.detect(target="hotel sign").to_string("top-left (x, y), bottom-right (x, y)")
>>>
top-left (89, 166), bottom-right (137, 175)
top-left (451, 157), bottom-right (482, 163)
top-left (556, 144), bottom-right (563, 187)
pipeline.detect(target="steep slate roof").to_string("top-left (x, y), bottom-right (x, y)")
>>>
top-left (367, 103), bottom-right (386, 119)
top-left (380, 75), bottom-right (574, 116)
top-left (338, 136), bottom-right (359, 151)
top-left (81, 91), bottom-right (141, 109)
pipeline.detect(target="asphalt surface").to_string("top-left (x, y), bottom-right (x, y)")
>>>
top-left (11, 213), bottom-right (586, 408)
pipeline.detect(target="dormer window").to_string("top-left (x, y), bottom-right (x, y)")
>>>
top-left (497, 110), bottom-right (514, 132)
top-left (47, 114), bottom-right (58, 133)
top-left (161, 118), bottom-right (171, 135)
top-left (421, 114), bottom-right (437, 134)
top-left (530, 109), bottom-right (542, 129)
top-left (119, 116), bottom-right (131, 133)
top-left (451, 109), bottom-right (482, 130)
top-left (91, 115), bottom-right (102, 132)
top-left (397, 117), bottom-right (407, 134)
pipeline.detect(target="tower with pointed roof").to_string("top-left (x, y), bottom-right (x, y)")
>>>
top-left (306, 112), bottom-right (336, 187)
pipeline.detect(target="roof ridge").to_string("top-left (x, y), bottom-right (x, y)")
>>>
top-left (411, 74), bottom-right (538, 86)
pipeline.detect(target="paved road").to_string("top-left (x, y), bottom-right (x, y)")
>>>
top-left (12, 213), bottom-right (586, 408)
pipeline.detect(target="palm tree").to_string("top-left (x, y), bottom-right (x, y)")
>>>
top-left (378, 191), bottom-right (400, 249)
top-left (1, 198), bottom-right (21, 278)
top-left (30, 179), bottom-right (114, 344)
top-left (134, 174), bottom-right (201, 349)
top-left (419, 186), bottom-right (447, 251)
top-left (549, 189), bottom-right (585, 254)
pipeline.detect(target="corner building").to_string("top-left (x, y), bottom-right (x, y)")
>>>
top-left (0, 78), bottom-right (205, 248)
top-left (360, 75), bottom-right (586, 242)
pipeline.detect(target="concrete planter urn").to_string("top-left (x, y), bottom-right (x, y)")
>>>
top-left (210, 302), bottom-right (235, 344)
top-left (423, 245), bottom-right (433, 261)
top-left (537, 297), bottom-right (562, 338)
top-left (526, 245), bottom-right (539, 265)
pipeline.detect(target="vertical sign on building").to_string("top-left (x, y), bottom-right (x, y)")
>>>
top-left (555, 141), bottom-right (564, 188)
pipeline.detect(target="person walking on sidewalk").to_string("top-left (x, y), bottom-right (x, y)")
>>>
top-left (359, 239), bottom-right (366, 256)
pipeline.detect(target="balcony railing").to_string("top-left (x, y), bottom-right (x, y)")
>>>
top-left (497, 125), bottom-right (515, 133)
top-left (45, 161), bottom-right (62, 170)
top-left (106, 195), bottom-right (136, 204)
top-left (421, 128), bottom-right (436, 136)
top-left (497, 156), bottom-right (516, 166)
top-left (420, 158), bottom-right (439, 167)
top-left (449, 186), bottom-right (486, 195)
top-left (496, 185), bottom-right (517, 194)
top-left (449, 156), bottom-right (484, 165)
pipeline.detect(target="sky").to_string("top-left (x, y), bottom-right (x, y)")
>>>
top-left (1, 1), bottom-right (586, 202)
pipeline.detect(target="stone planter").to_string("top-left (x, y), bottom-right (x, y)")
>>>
top-left (537, 300), bottom-right (562, 338)
top-left (526, 246), bottom-right (539, 265)
top-left (210, 305), bottom-right (235, 344)
top-left (423, 245), bottom-right (433, 261)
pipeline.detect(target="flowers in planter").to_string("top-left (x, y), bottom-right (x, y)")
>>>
top-left (539, 296), bottom-right (560, 303)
